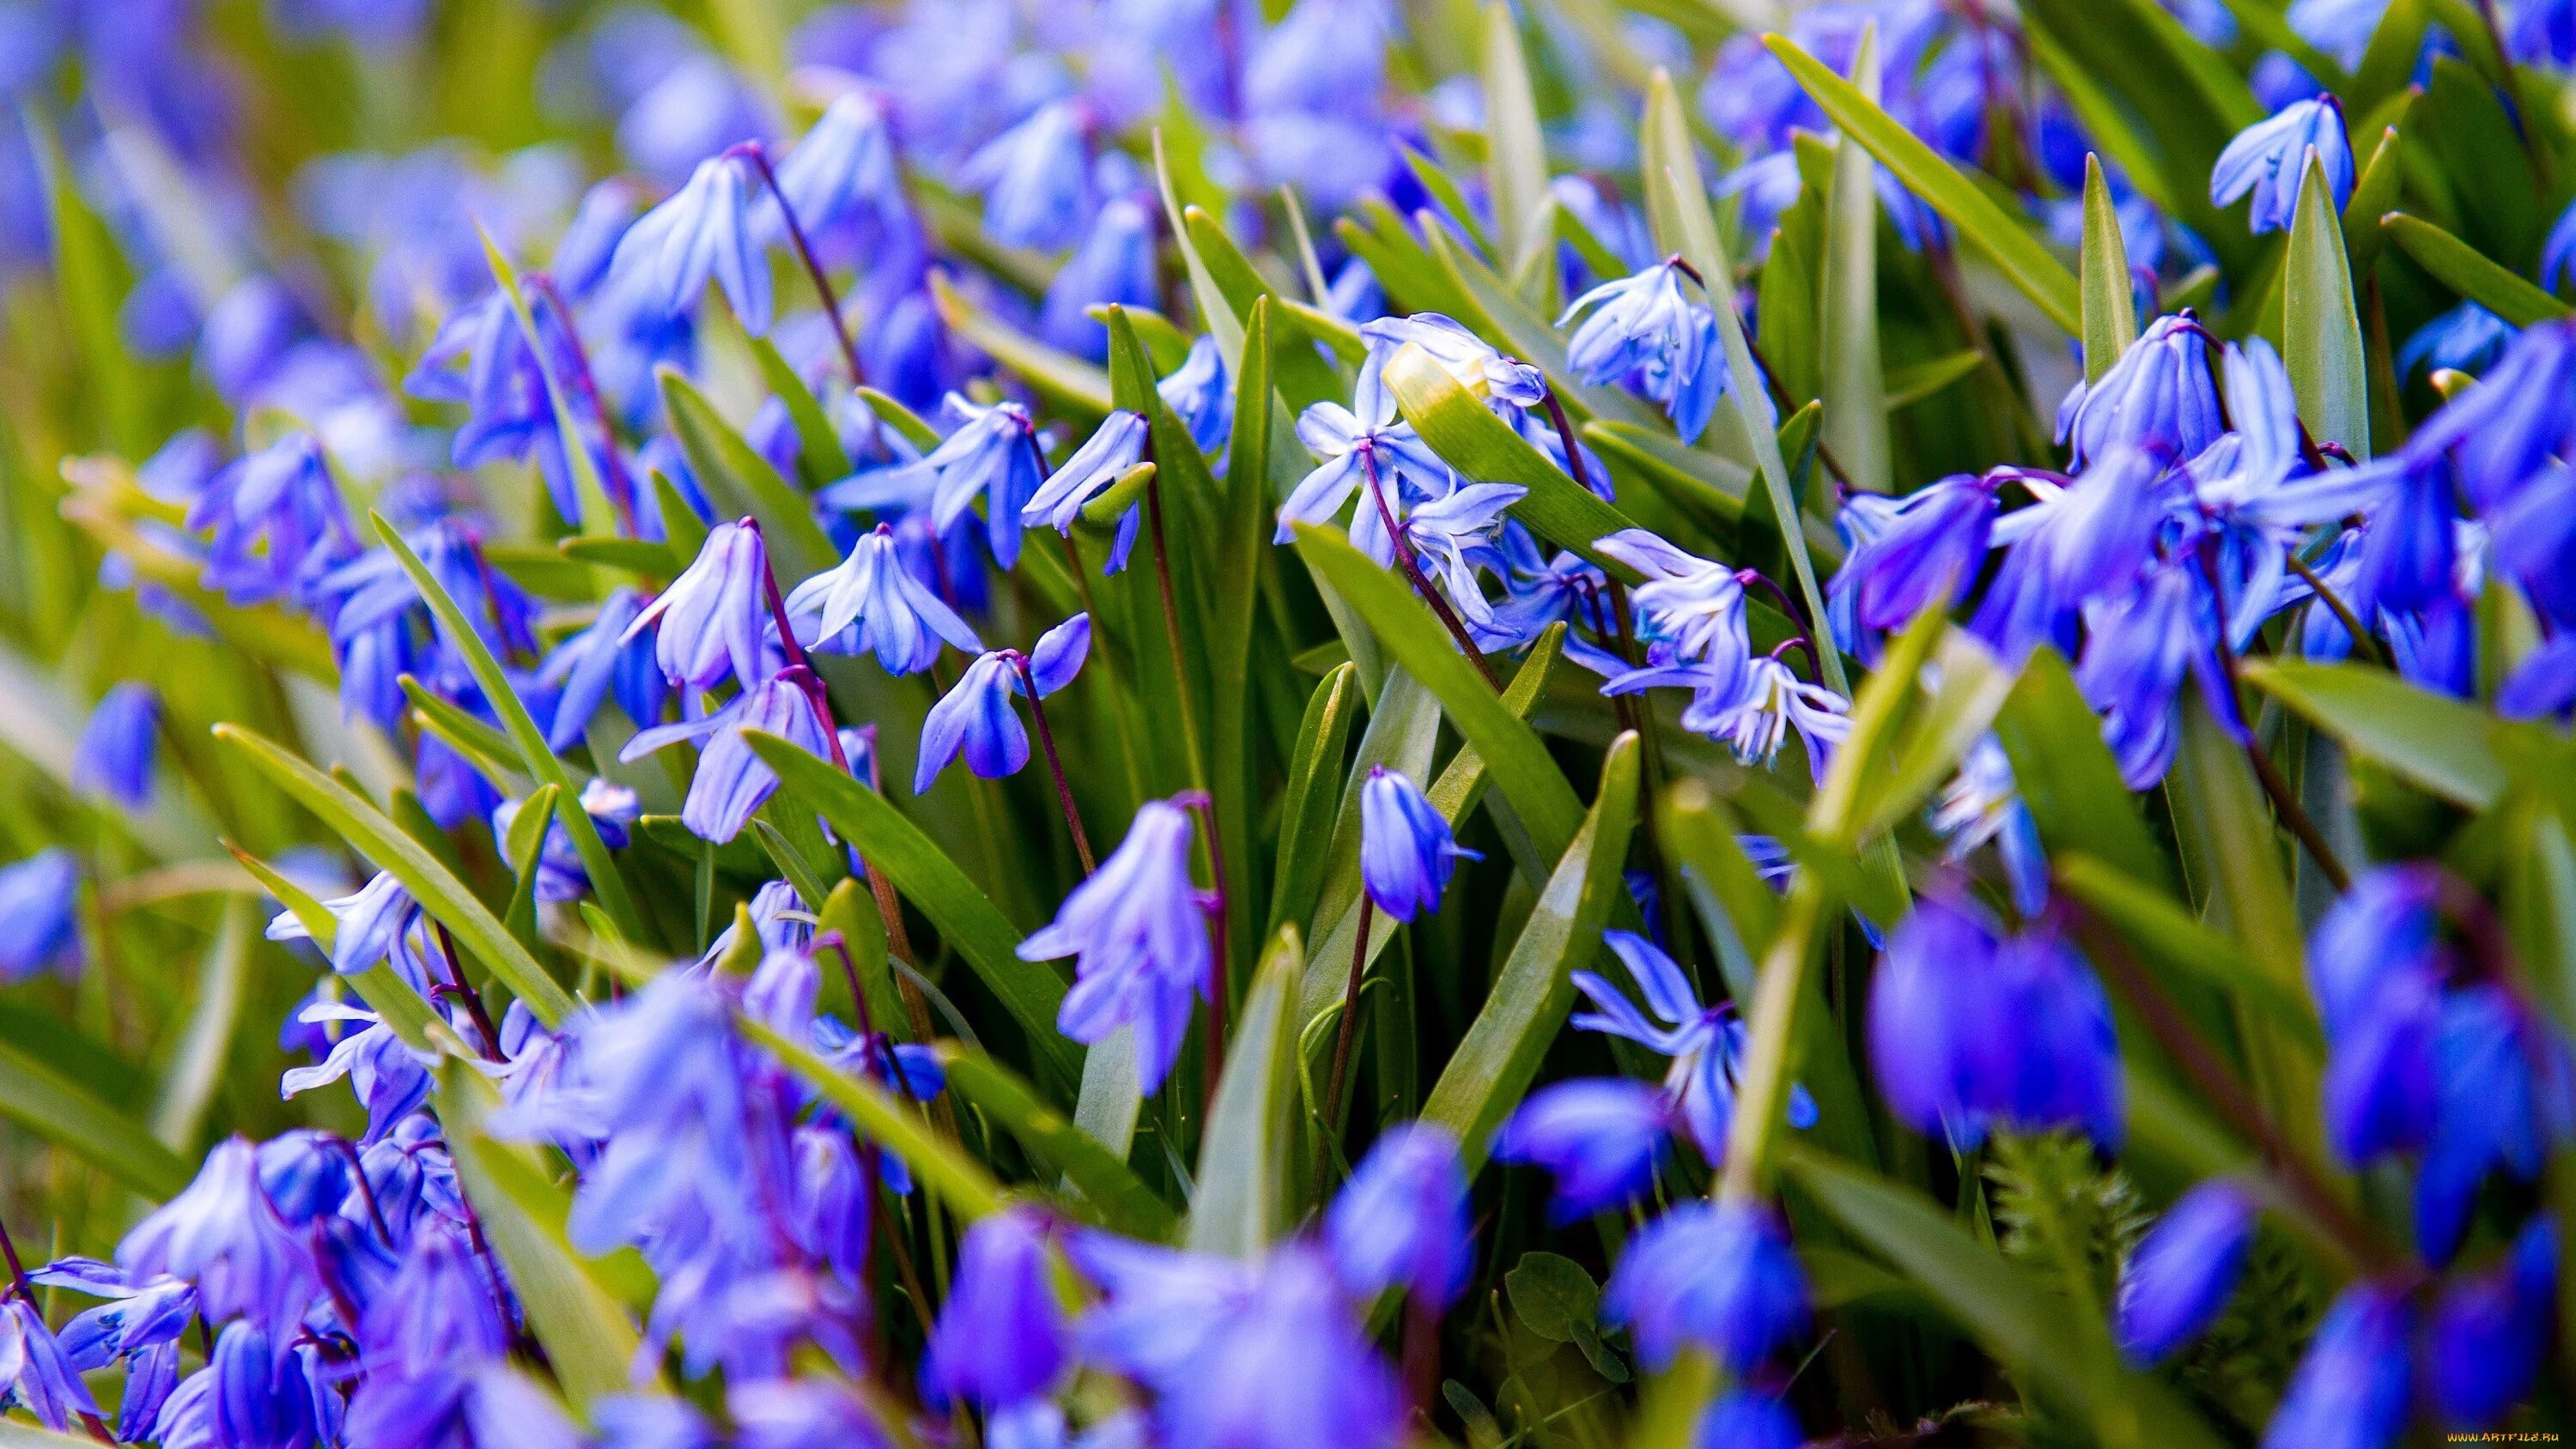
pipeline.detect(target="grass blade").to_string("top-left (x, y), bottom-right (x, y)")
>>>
top-left (2284, 155), bottom-right (2372, 460)
top-left (1188, 926), bottom-right (1306, 1256)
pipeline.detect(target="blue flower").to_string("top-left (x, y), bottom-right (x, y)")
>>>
top-left (1689, 655), bottom-right (1854, 782)
top-left (2261, 1281), bottom-right (2413, 1449)
top-left (1572, 929), bottom-right (1817, 1165)
top-left (1278, 399), bottom-right (1450, 564)
top-left (841, 394), bottom-right (1046, 569)
top-left (355, 1222), bottom-right (509, 1382)
top-left (2400, 301), bottom-right (2516, 379)
top-left (0, 1298), bottom-right (101, 1434)
top-left (2287, 0), bottom-right (2389, 70)
top-left (1021, 798), bottom-right (1213, 1092)
top-left (2075, 561), bottom-right (2243, 788)
top-left (0, 849), bottom-right (81, 983)
top-left (626, 518), bottom-right (777, 693)
top-left (1697, 1391), bottom-right (1801, 1449)
top-left (619, 672), bottom-right (836, 842)
top-left (2416, 984), bottom-right (2573, 1264)
top-left (2057, 315), bottom-right (2226, 467)
top-left (2212, 94), bottom-right (2353, 234)
top-left (536, 586), bottom-right (668, 750)
top-left (611, 150), bottom-right (774, 332)
top-left (1827, 471), bottom-right (1998, 644)
top-left (2306, 865), bottom-right (2446, 1161)
top-left (264, 869), bottom-right (421, 979)
top-left (923, 1206), bottom-right (1069, 1410)
top-left (1159, 335), bottom-right (1234, 455)
top-left (1559, 259), bottom-right (1726, 442)
top-left (205, 1319), bottom-right (319, 1449)
top-left (729, 1378), bottom-right (891, 1449)
top-left (1022, 411), bottom-right (1150, 573)
top-left (762, 91), bottom-right (908, 243)
top-left (281, 1003), bottom-right (436, 1142)
top-left (185, 432), bottom-right (359, 609)
top-left (916, 614), bottom-right (1092, 792)
top-left (1867, 888), bottom-right (2123, 1149)
top-left (1492, 1076), bottom-right (1673, 1221)
top-left (1592, 530), bottom-right (1753, 688)
top-left (960, 101), bottom-right (1092, 252)
top-left (781, 523), bottom-right (983, 672)
top-left (2429, 1214), bottom-right (2556, 1428)
top-left (1325, 1122), bottom-right (1472, 1307)
top-left (2500, 634), bottom-right (2576, 721)
top-left (1358, 312), bottom-right (1547, 409)
top-left (70, 681), bottom-right (160, 808)
top-left (2115, 1179), bottom-right (2257, 1364)
top-left (2404, 318), bottom-right (2576, 512)
top-left (1042, 198), bottom-right (1157, 359)
top-left (1603, 1200), bottom-right (1807, 1373)
top-left (1358, 766), bottom-right (1479, 921)
top-left (118, 1137), bottom-right (319, 1335)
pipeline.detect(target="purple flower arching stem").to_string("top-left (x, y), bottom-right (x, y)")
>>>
top-left (1314, 894), bottom-right (1375, 1192)
top-left (2192, 544), bottom-right (2353, 894)
top-left (2281, 547), bottom-right (2390, 670)
top-left (1007, 654), bottom-right (1096, 875)
top-left (526, 273), bottom-right (639, 536)
top-left (1538, 391), bottom-right (1597, 499)
top-left (1176, 789), bottom-right (1233, 1122)
top-left (1358, 448), bottom-right (1504, 692)
top-left (0, 1212), bottom-right (29, 1303)
top-left (736, 142), bottom-right (869, 389)
top-left (819, 931), bottom-right (939, 1363)
top-left (326, 1136), bottom-right (393, 1245)
top-left (1737, 568), bottom-right (1827, 684)
top-left (429, 924), bottom-right (505, 1063)
top-left (2060, 894), bottom-right (2404, 1279)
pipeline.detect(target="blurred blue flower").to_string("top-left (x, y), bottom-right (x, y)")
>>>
top-left (1159, 334), bottom-right (1233, 455)
top-left (187, 433), bottom-right (359, 609)
top-left (729, 1378), bottom-right (890, 1449)
top-left (0, 1298), bottom-right (101, 1434)
top-left (2307, 865), bottom-right (2446, 1162)
top-left (612, 151), bottom-right (775, 333)
top-left (1042, 197), bottom-right (1156, 359)
top-left (782, 523), bottom-right (983, 672)
top-left (1827, 471), bottom-right (1998, 646)
top-left (961, 101), bottom-right (1092, 252)
top-left (2417, 983), bottom-right (2573, 1263)
top-left (1358, 766), bottom-right (1478, 921)
top-left (2262, 1281), bottom-right (2413, 1449)
top-left (1603, 1200), bottom-right (1807, 1373)
top-left (2400, 301), bottom-right (2515, 379)
top-left (1868, 888), bottom-right (2123, 1149)
top-left (537, 587), bottom-right (669, 749)
top-left (1493, 1076), bottom-right (1673, 1221)
top-left (118, 1137), bottom-right (319, 1335)
top-left (2213, 94), bottom-right (2353, 234)
top-left (1022, 410), bottom-right (1149, 573)
top-left (763, 91), bottom-right (909, 243)
top-left (1698, 1390), bottom-right (1801, 1449)
top-left (1572, 929), bottom-right (1816, 1165)
top-left (923, 1207), bottom-right (1069, 1410)
top-left (2287, 0), bottom-right (2388, 70)
top-left (1022, 798), bottom-right (1212, 1091)
top-left (2076, 561), bottom-right (2245, 788)
top-left (0, 848), bottom-right (81, 983)
top-left (916, 614), bottom-right (1091, 791)
top-left (2404, 318), bottom-right (2576, 513)
top-left (2116, 1179), bottom-right (2257, 1364)
top-left (2430, 1213), bottom-right (2557, 1427)
top-left (1325, 1122), bottom-right (1472, 1307)
top-left (1559, 259), bottom-right (1725, 443)
top-left (627, 518), bottom-right (777, 693)
top-left (615, 52), bottom-right (773, 188)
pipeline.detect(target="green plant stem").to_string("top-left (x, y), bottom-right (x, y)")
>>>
top-left (1315, 893), bottom-right (1375, 1190)
top-left (738, 142), bottom-right (868, 387)
top-left (2283, 548), bottom-right (2388, 670)
top-left (2196, 549), bottom-right (2354, 894)
top-left (1718, 870), bottom-right (1828, 1203)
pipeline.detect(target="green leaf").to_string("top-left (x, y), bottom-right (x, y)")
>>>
top-left (656, 367), bottom-right (841, 583)
top-left (1381, 346), bottom-right (1644, 574)
top-left (477, 224), bottom-right (618, 535)
top-left (212, 724), bottom-right (580, 1026)
top-left (2080, 155), bottom-right (2138, 384)
top-left (1640, 69), bottom-right (1849, 694)
top-left (939, 1045), bottom-right (1177, 1240)
top-left (748, 333), bottom-right (854, 488)
top-left (1820, 27), bottom-right (1890, 493)
top-left (743, 732), bottom-right (1081, 1092)
top-left (1853, 627), bottom-right (2020, 844)
top-left (1784, 1147), bottom-right (2232, 1449)
top-left (857, 387), bottom-right (944, 452)
top-left (2056, 852), bottom-right (2325, 1052)
top-left (556, 536), bottom-right (681, 575)
top-left (1480, 1), bottom-right (1554, 293)
top-left (2242, 658), bottom-right (2510, 808)
top-left (0, 1419), bottom-right (106, 1448)
top-left (1152, 131), bottom-right (1247, 369)
top-left (374, 515), bottom-right (647, 944)
top-left (1269, 663), bottom-right (1363, 938)
top-left (2382, 212), bottom-right (2572, 328)
top-left (745, 1014), bottom-right (1009, 1218)
top-left (149, 899), bottom-right (253, 1154)
top-left (2341, 117), bottom-right (2409, 276)
top-left (1292, 526), bottom-right (1586, 861)
top-left (502, 783), bottom-right (562, 952)
top-left (929, 271), bottom-right (1115, 417)
top-left (2284, 155), bottom-right (2372, 460)
top-left (1662, 784), bottom-right (1779, 1001)
top-left (0, 1036), bottom-right (191, 1198)
top-left (225, 844), bottom-right (444, 1051)
top-left (1188, 926), bottom-right (1307, 1257)
top-left (440, 1064), bottom-right (650, 1407)
top-left (1581, 420), bottom-right (1752, 543)
top-left (1991, 648), bottom-right (2172, 890)
top-left (1886, 350), bottom-right (1986, 409)
top-left (1425, 733), bottom-right (1639, 1172)
top-left (1761, 39), bottom-right (2082, 335)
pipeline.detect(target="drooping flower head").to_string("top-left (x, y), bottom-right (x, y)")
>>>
top-left (1358, 766), bottom-right (1479, 922)
top-left (1558, 258), bottom-right (1726, 442)
top-left (625, 518), bottom-right (775, 693)
top-left (1325, 1123), bottom-right (1472, 1307)
top-left (1022, 410), bottom-right (1149, 573)
top-left (1603, 1200), bottom-right (1808, 1373)
top-left (2212, 94), bottom-right (2353, 235)
top-left (612, 149), bottom-right (774, 332)
top-left (0, 849), bottom-right (82, 983)
top-left (1020, 798), bottom-right (1214, 1091)
top-left (922, 1206), bottom-right (1069, 1410)
top-left (2116, 1179), bottom-right (2258, 1365)
top-left (915, 613), bottom-right (1091, 791)
top-left (71, 682), bottom-right (161, 808)
top-left (781, 523), bottom-right (982, 672)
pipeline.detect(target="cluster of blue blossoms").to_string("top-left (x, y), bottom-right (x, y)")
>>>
top-left (2, 0), bottom-right (2575, 1447)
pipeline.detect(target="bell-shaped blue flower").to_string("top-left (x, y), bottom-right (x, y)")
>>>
top-left (2400, 301), bottom-right (2515, 379)
top-left (2404, 318), bottom-right (2576, 512)
top-left (959, 101), bottom-right (1092, 252)
top-left (1278, 399), bottom-right (1449, 564)
top-left (1558, 259), bottom-right (1726, 442)
top-left (1594, 529), bottom-right (1755, 695)
top-left (1828, 471), bottom-right (1998, 646)
top-left (2212, 94), bottom-right (2353, 235)
top-left (2429, 1213), bottom-right (2556, 1428)
top-left (1021, 798), bottom-right (1213, 1092)
top-left (1603, 1200), bottom-right (1808, 1373)
top-left (626, 518), bottom-right (776, 693)
top-left (1492, 1076), bottom-right (1673, 1222)
top-left (70, 681), bottom-right (160, 808)
top-left (118, 1137), bottom-right (319, 1335)
top-left (1159, 335), bottom-right (1233, 455)
top-left (1022, 410), bottom-right (1149, 573)
top-left (1698, 1390), bottom-right (1801, 1449)
top-left (1572, 930), bottom-right (1818, 1165)
top-left (538, 587), bottom-right (668, 750)
top-left (763, 91), bottom-right (908, 242)
top-left (208, 1319), bottom-right (317, 1449)
top-left (2261, 1282), bottom-right (2413, 1449)
top-left (1358, 766), bottom-right (1479, 921)
top-left (2416, 984), bottom-right (2573, 1264)
top-left (0, 1299), bottom-right (101, 1434)
top-left (922, 1206), bottom-right (1069, 1410)
top-left (915, 613), bottom-right (1091, 793)
top-left (0, 848), bottom-right (82, 983)
top-left (2058, 316), bottom-right (2226, 467)
top-left (611, 150), bottom-right (774, 332)
top-left (1325, 1122), bottom-right (1472, 1307)
top-left (619, 672), bottom-right (837, 842)
top-left (2115, 1179), bottom-right (2257, 1364)
top-left (1358, 313), bottom-right (1547, 409)
top-left (186, 432), bottom-right (358, 609)
top-left (2076, 561), bottom-right (2243, 788)
top-left (782, 522), bottom-right (983, 672)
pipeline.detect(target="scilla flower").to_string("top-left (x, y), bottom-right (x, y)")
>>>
top-left (2116, 1179), bottom-right (2258, 1365)
top-left (1022, 410), bottom-right (1149, 572)
top-left (922, 1207), bottom-right (1069, 1413)
top-left (1159, 335), bottom-right (1233, 454)
top-left (1603, 1200), bottom-right (1808, 1373)
top-left (908, 396), bottom-right (1047, 569)
top-left (625, 519), bottom-right (775, 693)
top-left (611, 149), bottom-right (773, 332)
top-left (1358, 313), bottom-right (1547, 409)
top-left (915, 614), bottom-right (1091, 791)
top-left (0, 848), bottom-right (82, 982)
top-left (1691, 654), bottom-right (1852, 781)
top-left (0, 1299), bottom-right (101, 1434)
top-left (1324, 1123), bottom-right (1472, 1307)
top-left (2211, 94), bottom-right (2353, 235)
top-left (1558, 258), bottom-right (1725, 442)
top-left (1493, 1077), bottom-right (1674, 1220)
top-left (958, 100), bottom-right (1091, 252)
top-left (118, 1137), bottom-right (319, 1334)
top-left (1358, 767), bottom-right (1478, 922)
top-left (2057, 315), bottom-right (2225, 467)
top-left (71, 682), bottom-right (161, 808)
top-left (1571, 929), bottom-right (1817, 1165)
top-left (2262, 1282), bottom-right (2413, 1449)
top-left (1020, 798), bottom-right (1213, 1091)
top-left (620, 672), bottom-right (837, 842)
top-left (782, 523), bottom-right (982, 672)
top-left (1041, 197), bottom-right (1156, 359)
top-left (762, 90), bottom-right (908, 240)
